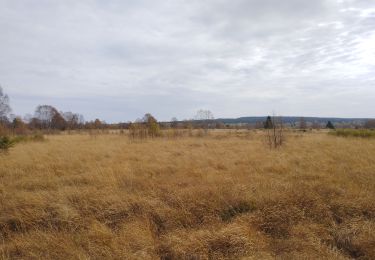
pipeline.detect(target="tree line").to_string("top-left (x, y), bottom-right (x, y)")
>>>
top-left (0, 86), bottom-right (224, 134)
top-left (1, 86), bottom-right (374, 136)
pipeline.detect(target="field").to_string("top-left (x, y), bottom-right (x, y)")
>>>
top-left (1, 130), bottom-right (375, 259)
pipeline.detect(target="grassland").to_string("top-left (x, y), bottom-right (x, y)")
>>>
top-left (330, 129), bottom-right (375, 138)
top-left (1, 130), bottom-right (375, 259)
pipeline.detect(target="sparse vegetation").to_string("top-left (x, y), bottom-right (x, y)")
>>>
top-left (1, 131), bottom-right (374, 259)
top-left (12, 133), bottom-right (46, 143)
top-left (330, 129), bottom-right (375, 138)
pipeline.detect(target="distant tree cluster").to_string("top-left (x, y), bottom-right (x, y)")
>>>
top-left (129, 113), bottom-right (161, 139)
top-left (27, 105), bottom-right (83, 130)
top-left (194, 109), bottom-right (214, 121)
top-left (364, 120), bottom-right (375, 129)
top-left (0, 86), bottom-right (86, 135)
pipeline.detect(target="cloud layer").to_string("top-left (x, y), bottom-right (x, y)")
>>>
top-left (1, 0), bottom-right (374, 121)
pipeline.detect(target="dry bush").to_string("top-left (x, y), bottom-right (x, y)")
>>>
top-left (128, 122), bottom-right (162, 140)
top-left (1, 132), bottom-right (375, 259)
top-left (128, 123), bottom-right (148, 140)
top-left (264, 116), bottom-right (285, 149)
top-left (162, 129), bottom-right (186, 139)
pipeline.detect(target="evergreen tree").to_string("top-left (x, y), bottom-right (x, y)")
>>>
top-left (326, 121), bottom-right (335, 129)
top-left (264, 116), bottom-right (273, 129)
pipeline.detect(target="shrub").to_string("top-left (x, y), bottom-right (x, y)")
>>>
top-left (326, 121), bottom-right (335, 129)
top-left (128, 123), bottom-right (148, 140)
top-left (0, 136), bottom-right (16, 152)
top-left (128, 114), bottom-right (161, 140)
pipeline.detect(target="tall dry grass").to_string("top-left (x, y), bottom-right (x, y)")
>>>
top-left (1, 131), bottom-right (375, 259)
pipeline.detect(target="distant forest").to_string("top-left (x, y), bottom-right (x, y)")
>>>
top-left (1, 86), bottom-right (375, 134)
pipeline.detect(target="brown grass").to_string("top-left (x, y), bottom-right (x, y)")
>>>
top-left (1, 131), bottom-right (375, 259)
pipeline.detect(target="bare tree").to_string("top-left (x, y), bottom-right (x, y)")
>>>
top-left (0, 86), bottom-right (11, 123)
top-left (299, 117), bottom-right (307, 130)
top-left (194, 109), bottom-right (214, 121)
top-left (63, 112), bottom-right (85, 129)
top-left (34, 105), bottom-right (66, 130)
top-left (265, 115), bottom-right (285, 149)
top-left (194, 109), bottom-right (214, 133)
top-left (34, 105), bottom-right (56, 129)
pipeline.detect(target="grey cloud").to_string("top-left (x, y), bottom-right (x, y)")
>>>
top-left (0, 0), bottom-right (374, 122)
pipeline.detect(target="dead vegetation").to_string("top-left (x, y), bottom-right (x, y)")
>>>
top-left (1, 131), bottom-right (375, 259)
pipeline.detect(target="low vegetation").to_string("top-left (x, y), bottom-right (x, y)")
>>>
top-left (1, 131), bottom-right (375, 259)
top-left (0, 136), bottom-right (15, 153)
top-left (330, 129), bottom-right (375, 138)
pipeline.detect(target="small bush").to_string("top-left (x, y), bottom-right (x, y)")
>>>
top-left (0, 136), bottom-right (16, 152)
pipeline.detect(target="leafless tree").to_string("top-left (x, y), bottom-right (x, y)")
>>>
top-left (63, 112), bottom-right (85, 129)
top-left (0, 86), bottom-right (11, 123)
top-left (194, 109), bottom-right (214, 133)
top-left (299, 117), bottom-right (307, 130)
top-left (34, 105), bottom-right (66, 130)
top-left (265, 115), bottom-right (285, 149)
top-left (194, 109), bottom-right (214, 121)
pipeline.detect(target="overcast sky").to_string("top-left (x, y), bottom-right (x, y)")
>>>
top-left (1, 0), bottom-right (374, 122)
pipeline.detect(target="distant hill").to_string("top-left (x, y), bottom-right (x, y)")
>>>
top-left (215, 116), bottom-right (371, 125)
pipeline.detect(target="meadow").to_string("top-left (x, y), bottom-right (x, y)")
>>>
top-left (1, 130), bottom-right (375, 259)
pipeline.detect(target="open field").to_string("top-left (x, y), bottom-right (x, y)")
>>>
top-left (1, 131), bottom-right (375, 259)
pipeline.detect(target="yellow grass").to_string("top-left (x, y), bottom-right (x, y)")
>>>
top-left (1, 131), bottom-right (375, 259)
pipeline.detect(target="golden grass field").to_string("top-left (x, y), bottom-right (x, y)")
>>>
top-left (1, 131), bottom-right (375, 259)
